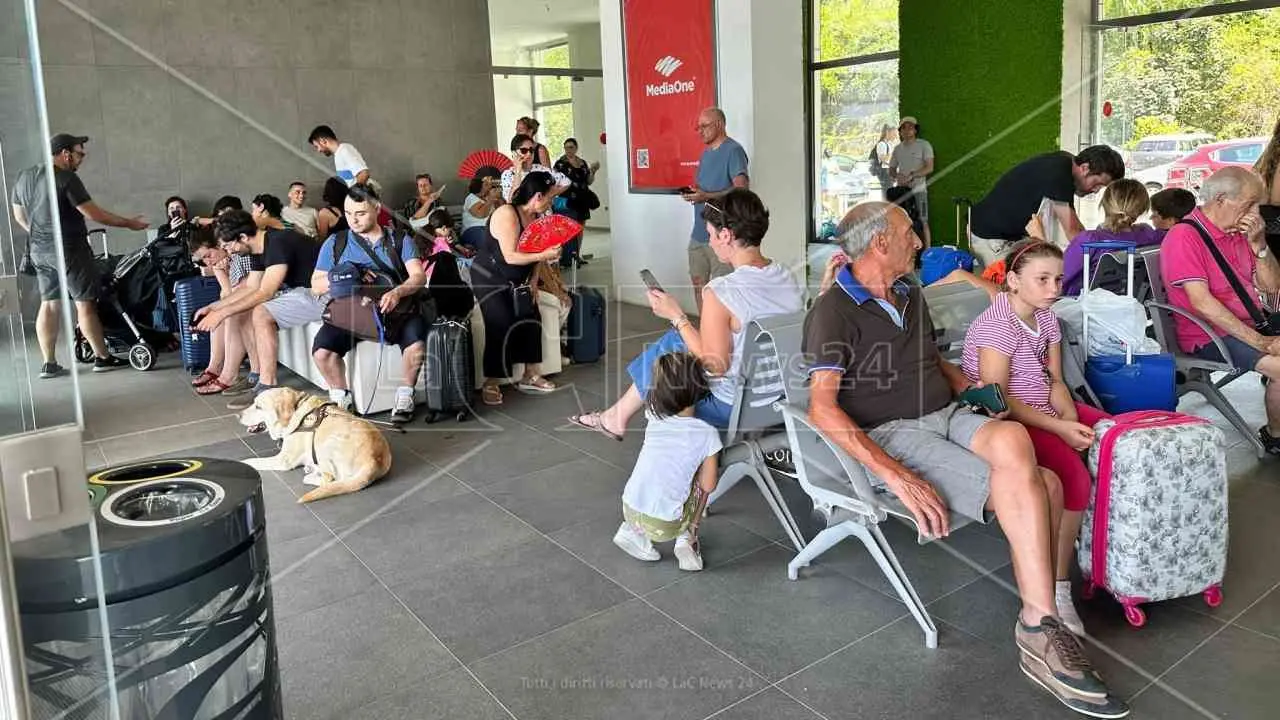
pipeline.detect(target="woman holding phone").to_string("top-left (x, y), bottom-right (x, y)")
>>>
top-left (960, 238), bottom-right (1110, 636)
top-left (569, 188), bottom-right (802, 436)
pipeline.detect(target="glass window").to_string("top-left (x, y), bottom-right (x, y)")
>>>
top-left (814, 60), bottom-right (898, 227)
top-left (814, 0), bottom-right (899, 61)
top-left (1100, 0), bottom-right (1238, 20)
top-left (536, 103), bottom-right (575, 153)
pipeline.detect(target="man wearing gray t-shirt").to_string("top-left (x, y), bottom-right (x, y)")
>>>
top-left (889, 116), bottom-right (935, 246)
top-left (681, 108), bottom-right (749, 312)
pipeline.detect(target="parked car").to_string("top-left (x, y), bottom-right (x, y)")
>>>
top-left (1127, 133), bottom-right (1215, 172)
top-left (1165, 136), bottom-right (1267, 194)
top-left (1133, 162), bottom-right (1173, 192)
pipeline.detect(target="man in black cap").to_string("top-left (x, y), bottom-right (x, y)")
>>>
top-left (10, 133), bottom-right (148, 377)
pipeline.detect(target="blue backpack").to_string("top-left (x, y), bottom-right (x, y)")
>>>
top-left (920, 245), bottom-right (976, 286)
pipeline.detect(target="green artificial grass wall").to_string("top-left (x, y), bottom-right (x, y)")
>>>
top-left (900, 0), bottom-right (1065, 246)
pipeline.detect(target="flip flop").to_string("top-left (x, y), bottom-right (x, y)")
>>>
top-left (196, 378), bottom-right (232, 395)
top-left (568, 413), bottom-right (623, 442)
top-left (481, 385), bottom-right (503, 406)
top-left (190, 370), bottom-right (219, 387)
top-left (516, 376), bottom-right (557, 394)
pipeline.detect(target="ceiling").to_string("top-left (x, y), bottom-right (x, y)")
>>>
top-left (487, 0), bottom-right (600, 59)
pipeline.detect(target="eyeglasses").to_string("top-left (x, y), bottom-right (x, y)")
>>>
top-left (696, 122), bottom-right (715, 130)
top-left (704, 201), bottom-right (724, 216)
top-left (517, 147), bottom-right (534, 155)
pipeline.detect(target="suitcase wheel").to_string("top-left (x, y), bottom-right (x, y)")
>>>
top-left (455, 410), bottom-right (470, 423)
top-left (1123, 605), bottom-right (1147, 628)
top-left (1203, 585), bottom-right (1223, 608)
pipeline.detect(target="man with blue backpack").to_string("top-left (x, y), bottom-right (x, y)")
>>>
top-left (310, 184), bottom-right (429, 422)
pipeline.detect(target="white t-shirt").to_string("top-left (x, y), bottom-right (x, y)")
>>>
top-left (281, 206), bottom-right (319, 238)
top-left (500, 165), bottom-right (570, 203)
top-left (333, 142), bottom-right (368, 187)
top-left (705, 262), bottom-right (805, 405)
top-left (890, 139), bottom-right (934, 188)
top-left (622, 413), bottom-right (723, 521)
top-left (462, 193), bottom-right (488, 231)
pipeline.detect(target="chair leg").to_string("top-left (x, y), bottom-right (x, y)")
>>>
top-left (787, 521), bottom-right (856, 580)
top-left (745, 466), bottom-right (806, 552)
top-left (864, 523), bottom-right (938, 649)
top-left (708, 463), bottom-right (748, 506)
top-left (1187, 378), bottom-right (1266, 458)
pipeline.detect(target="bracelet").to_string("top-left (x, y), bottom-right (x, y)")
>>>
top-left (672, 316), bottom-right (690, 330)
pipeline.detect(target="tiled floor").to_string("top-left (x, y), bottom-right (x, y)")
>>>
top-left (12, 279), bottom-right (1280, 718)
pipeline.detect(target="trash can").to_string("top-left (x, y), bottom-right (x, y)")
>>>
top-left (13, 458), bottom-right (282, 719)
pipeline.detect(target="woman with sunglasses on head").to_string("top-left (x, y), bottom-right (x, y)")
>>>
top-left (501, 134), bottom-right (570, 205)
top-left (473, 172), bottom-right (566, 406)
top-left (569, 188), bottom-right (803, 438)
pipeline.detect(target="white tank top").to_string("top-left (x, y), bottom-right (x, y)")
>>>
top-left (705, 262), bottom-right (804, 405)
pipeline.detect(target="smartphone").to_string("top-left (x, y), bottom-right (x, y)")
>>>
top-left (677, 185), bottom-right (695, 195)
top-left (957, 384), bottom-right (1008, 416)
top-left (639, 269), bottom-right (663, 293)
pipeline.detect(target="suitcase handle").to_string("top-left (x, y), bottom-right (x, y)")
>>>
top-left (1081, 240), bottom-right (1137, 254)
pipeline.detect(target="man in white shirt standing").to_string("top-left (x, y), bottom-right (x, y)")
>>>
top-left (308, 125), bottom-right (369, 188)
top-left (281, 181), bottom-right (319, 238)
top-left (889, 116), bottom-right (935, 246)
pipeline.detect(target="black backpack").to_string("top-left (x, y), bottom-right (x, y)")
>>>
top-left (333, 228), bottom-right (474, 321)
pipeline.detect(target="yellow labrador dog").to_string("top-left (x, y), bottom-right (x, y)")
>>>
top-left (238, 387), bottom-right (392, 503)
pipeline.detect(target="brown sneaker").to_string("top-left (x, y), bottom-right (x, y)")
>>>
top-left (220, 377), bottom-right (254, 396)
top-left (1015, 616), bottom-right (1108, 700)
top-left (1019, 651), bottom-right (1130, 718)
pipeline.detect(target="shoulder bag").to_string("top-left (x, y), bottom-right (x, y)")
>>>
top-left (1179, 219), bottom-right (1280, 336)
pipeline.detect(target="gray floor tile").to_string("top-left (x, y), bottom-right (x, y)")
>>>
top-left (704, 477), bottom-right (811, 547)
top-left (260, 475), bottom-right (329, 547)
top-left (392, 536), bottom-right (631, 662)
top-left (1151, 624), bottom-right (1280, 720)
top-left (781, 616), bottom-right (1081, 720)
top-left (344, 668), bottom-right (512, 720)
top-left (277, 586), bottom-right (458, 720)
top-left (417, 423), bottom-right (586, 488)
top-left (276, 450), bottom-right (469, 531)
top-left (341, 491), bottom-right (539, 586)
top-left (647, 545), bottom-right (906, 680)
top-left (820, 518), bottom-right (1010, 604)
top-left (98, 416), bottom-right (247, 464)
top-left (471, 600), bottom-right (760, 720)
top-left (268, 531), bottom-right (377, 622)
top-left (493, 383), bottom-right (607, 430)
top-left (708, 689), bottom-right (824, 720)
top-left (927, 565), bottom-right (1225, 698)
top-left (480, 456), bottom-right (627, 534)
top-left (549, 514), bottom-right (773, 595)
top-left (1235, 583), bottom-right (1280, 639)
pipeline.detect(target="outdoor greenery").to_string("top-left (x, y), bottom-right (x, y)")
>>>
top-left (532, 43), bottom-right (575, 155)
top-left (1100, 7), bottom-right (1280, 146)
top-left (814, 0), bottom-right (898, 161)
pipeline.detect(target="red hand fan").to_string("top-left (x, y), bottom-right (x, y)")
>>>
top-left (457, 149), bottom-right (512, 180)
top-left (518, 214), bottom-right (582, 254)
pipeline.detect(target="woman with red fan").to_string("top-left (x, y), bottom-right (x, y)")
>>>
top-left (501, 134), bottom-right (569, 205)
top-left (472, 172), bottom-right (564, 406)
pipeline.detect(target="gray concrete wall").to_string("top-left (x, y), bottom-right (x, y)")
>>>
top-left (1, 0), bottom-right (496, 255)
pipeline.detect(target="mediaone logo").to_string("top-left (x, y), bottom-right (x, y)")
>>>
top-left (646, 55), bottom-right (696, 96)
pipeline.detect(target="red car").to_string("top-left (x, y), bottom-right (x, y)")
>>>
top-left (1165, 136), bottom-right (1267, 192)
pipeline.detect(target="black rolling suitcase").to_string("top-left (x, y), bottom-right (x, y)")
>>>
top-left (422, 318), bottom-right (475, 423)
top-left (566, 286), bottom-right (605, 364)
top-left (174, 276), bottom-right (221, 374)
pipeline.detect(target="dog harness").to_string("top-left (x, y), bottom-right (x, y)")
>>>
top-left (293, 401), bottom-right (338, 466)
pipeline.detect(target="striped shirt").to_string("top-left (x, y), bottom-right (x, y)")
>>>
top-left (961, 292), bottom-right (1061, 416)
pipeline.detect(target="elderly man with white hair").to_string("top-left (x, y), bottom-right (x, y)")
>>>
top-left (802, 201), bottom-right (1129, 718)
top-left (1160, 166), bottom-right (1280, 454)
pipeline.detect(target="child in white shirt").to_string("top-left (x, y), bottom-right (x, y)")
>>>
top-left (614, 352), bottom-right (723, 571)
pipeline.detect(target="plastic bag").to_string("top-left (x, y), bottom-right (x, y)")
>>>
top-left (1053, 289), bottom-right (1161, 358)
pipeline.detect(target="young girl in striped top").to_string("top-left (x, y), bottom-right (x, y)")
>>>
top-left (961, 239), bottom-right (1109, 634)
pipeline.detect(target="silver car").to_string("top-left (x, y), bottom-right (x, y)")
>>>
top-left (1127, 133), bottom-right (1215, 172)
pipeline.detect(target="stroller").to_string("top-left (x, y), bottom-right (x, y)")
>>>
top-left (73, 228), bottom-right (199, 371)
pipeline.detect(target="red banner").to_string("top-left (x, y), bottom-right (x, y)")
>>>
top-left (621, 0), bottom-right (718, 193)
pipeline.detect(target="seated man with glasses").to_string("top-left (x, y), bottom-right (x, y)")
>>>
top-left (193, 208), bottom-right (321, 410)
top-left (500, 133), bottom-right (570, 204)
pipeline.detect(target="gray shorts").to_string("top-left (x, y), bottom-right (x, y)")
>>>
top-left (32, 245), bottom-right (99, 302)
top-left (687, 242), bottom-right (730, 282)
top-left (263, 287), bottom-right (326, 329)
top-left (866, 403), bottom-right (993, 523)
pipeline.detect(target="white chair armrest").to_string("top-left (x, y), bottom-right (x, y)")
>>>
top-left (1145, 301), bottom-right (1237, 367)
top-left (776, 402), bottom-right (885, 522)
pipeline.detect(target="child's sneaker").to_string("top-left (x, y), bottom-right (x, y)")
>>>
top-left (674, 533), bottom-right (703, 572)
top-left (613, 522), bottom-right (659, 562)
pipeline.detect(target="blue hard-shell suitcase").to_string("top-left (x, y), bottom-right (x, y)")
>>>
top-left (174, 277), bottom-right (221, 374)
top-left (566, 287), bottom-right (606, 364)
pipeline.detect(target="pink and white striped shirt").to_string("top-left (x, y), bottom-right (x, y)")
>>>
top-left (961, 292), bottom-right (1062, 416)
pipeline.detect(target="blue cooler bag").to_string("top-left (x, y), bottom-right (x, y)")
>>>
top-left (1085, 353), bottom-right (1177, 414)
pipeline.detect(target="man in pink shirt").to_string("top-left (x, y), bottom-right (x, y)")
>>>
top-left (1160, 167), bottom-right (1280, 453)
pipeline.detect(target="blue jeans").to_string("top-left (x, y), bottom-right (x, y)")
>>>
top-left (626, 329), bottom-right (733, 428)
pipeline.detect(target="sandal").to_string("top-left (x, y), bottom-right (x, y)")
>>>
top-left (190, 370), bottom-right (218, 387)
top-left (481, 385), bottom-right (503, 406)
top-left (516, 375), bottom-right (557, 394)
top-left (195, 378), bottom-right (232, 395)
top-left (568, 412), bottom-right (624, 442)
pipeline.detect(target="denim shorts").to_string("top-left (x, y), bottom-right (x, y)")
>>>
top-left (626, 328), bottom-right (733, 429)
top-left (1192, 334), bottom-right (1264, 371)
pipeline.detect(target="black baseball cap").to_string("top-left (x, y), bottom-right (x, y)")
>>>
top-left (50, 133), bottom-right (89, 154)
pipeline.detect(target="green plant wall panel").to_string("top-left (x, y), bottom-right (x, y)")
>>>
top-left (900, 0), bottom-right (1065, 245)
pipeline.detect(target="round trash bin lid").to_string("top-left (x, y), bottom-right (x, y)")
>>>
top-left (99, 478), bottom-right (225, 528)
top-left (89, 459), bottom-right (204, 485)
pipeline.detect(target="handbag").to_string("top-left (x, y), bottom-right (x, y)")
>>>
top-left (324, 230), bottom-right (423, 340)
top-left (1180, 219), bottom-right (1280, 336)
top-left (511, 282), bottom-right (537, 320)
top-left (322, 294), bottom-right (383, 341)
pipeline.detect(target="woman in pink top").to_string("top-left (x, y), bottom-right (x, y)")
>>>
top-left (961, 239), bottom-right (1110, 634)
